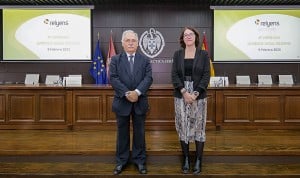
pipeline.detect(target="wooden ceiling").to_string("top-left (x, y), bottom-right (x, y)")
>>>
top-left (0, 0), bottom-right (299, 6)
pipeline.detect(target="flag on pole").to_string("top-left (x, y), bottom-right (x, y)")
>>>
top-left (106, 31), bottom-right (116, 83)
top-left (201, 33), bottom-right (215, 77)
top-left (89, 34), bottom-right (108, 84)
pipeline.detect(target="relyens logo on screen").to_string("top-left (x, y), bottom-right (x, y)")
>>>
top-left (254, 19), bottom-right (280, 27)
top-left (43, 19), bottom-right (69, 27)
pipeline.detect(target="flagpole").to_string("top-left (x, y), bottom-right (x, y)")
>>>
top-left (97, 32), bottom-right (100, 85)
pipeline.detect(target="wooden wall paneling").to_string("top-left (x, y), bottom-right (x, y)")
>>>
top-left (216, 89), bottom-right (252, 126)
top-left (215, 90), bottom-right (224, 127)
top-left (0, 94), bottom-right (5, 122)
top-left (219, 90), bottom-right (252, 124)
top-left (253, 91), bottom-right (282, 123)
top-left (214, 88), bottom-right (300, 129)
top-left (1, 85), bottom-right (300, 130)
top-left (72, 88), bottom-right (117, 130)
top-left (206, 90), bottom-right (216, 125)
top-left (73, 90), bottom-right (104, 125)
top-left (147, 92), bottom-right (175, 124)
top-left (38, 92), bottom-right (66, 123)
top-left (284, 93), bottom-right (300, 123)
top-left (66, 90), bottom-right (73, 128)
top-left (105, 86), bottom-right (217, 130)
top-left (0, 88), bottom-right (73, 129)
top-left (7, 91), bottom-right (36, 122)
top-left (105, 94), bottom-right (115, 124)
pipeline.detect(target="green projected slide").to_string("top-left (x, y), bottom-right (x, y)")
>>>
top-left (3, 9), bottom-right (91, 61)
top-left (214, 9), bottom-right (300, 62)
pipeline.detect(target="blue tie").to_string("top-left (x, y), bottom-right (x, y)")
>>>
top-left (129, 55), bottom-right (134, 73)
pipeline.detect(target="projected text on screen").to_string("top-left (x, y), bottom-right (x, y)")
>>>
top-left (214, 9), bottom-right (300, 62)
top-left (3, 9), bottom-right (91, 61)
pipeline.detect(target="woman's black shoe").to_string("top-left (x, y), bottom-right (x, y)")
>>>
top-left (193, 158), bottom-right (201, 175)
top-left (182, 156), bottom-right (190, 174)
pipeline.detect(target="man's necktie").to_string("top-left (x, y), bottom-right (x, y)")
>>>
top-left (129, 55), bottom-right (134, 73)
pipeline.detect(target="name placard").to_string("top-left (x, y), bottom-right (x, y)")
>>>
top-left (45, 75), bottom-right (60, 85)
top-left (279, 75), bottom-right (294, 85)
top-left (64, 75), bottom-right (82, 86)
top-left (236, 75), bottom-right (251, 85)
top-left (25, 74), bottom-right (39, 85)
top-left (210, 76), bottom-right (229, 87)
top-left (258, 75), bottom-right (272, 85)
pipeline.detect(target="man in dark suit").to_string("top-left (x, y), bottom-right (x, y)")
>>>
top-left (109, 30), bottom-right (153, 175)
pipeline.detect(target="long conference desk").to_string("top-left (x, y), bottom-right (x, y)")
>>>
top-left (0, 84), bottom-right (300, 130)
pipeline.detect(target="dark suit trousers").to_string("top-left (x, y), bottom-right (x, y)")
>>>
top-left (115, 112), bottom-right (146, 166)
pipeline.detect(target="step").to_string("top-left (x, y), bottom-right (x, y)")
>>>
top-left (0, 155), bottom-right (299, 177)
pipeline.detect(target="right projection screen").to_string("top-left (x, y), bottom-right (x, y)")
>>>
top-left (213, 8), bottom-right (300, 62)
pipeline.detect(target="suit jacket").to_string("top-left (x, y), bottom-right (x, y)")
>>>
top-left (109, 51), bottom-right (153, 116)
top-left (171, 48), bottom-right (210, 99)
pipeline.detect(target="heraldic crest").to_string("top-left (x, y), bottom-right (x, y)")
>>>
top-left (139, 28), bottom-right (165, 58)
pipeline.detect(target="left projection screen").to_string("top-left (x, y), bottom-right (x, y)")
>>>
top-left (2, 8), bottom-right (91, 61)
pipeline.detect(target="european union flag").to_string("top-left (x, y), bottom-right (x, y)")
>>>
top-left (90, 39), bottom-right (108, 84)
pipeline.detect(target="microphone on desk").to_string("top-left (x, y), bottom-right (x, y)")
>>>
top-left (223, 71), bottom-right (226, 86)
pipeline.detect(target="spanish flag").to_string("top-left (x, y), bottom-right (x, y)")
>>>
top-left (201, 33), bottom-right (215, 77)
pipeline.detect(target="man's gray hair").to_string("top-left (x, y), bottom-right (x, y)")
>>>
top-left (121, 30), bottom-right (139, 42)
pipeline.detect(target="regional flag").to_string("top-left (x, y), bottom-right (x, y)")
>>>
top-left (201, 33), bottom-right (215, 77)
top-left (106, 31), bottom-right (116, 83)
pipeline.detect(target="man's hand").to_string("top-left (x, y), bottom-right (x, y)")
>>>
top-left (126, 91), bottom-right (138, 102)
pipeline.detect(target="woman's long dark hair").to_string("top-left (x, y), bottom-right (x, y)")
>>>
top-left (179, 27), bottom-right (200, 48)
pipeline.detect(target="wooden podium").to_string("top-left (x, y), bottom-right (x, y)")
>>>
top-left (0, 84), bottom-right (299, 130)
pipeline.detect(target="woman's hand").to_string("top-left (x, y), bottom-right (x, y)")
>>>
top-left (183, 92), bottom-right (194, 104)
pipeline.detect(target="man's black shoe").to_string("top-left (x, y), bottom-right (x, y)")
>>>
top-left (136, 164), bottom-right (147, 174)
top-left (113, 165), bottom-right (123, 175)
